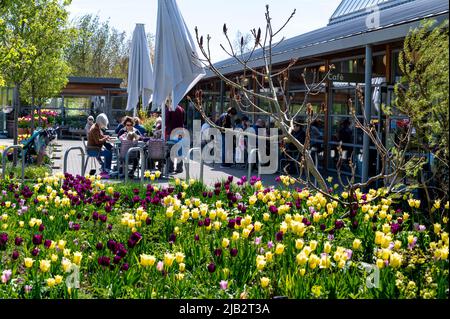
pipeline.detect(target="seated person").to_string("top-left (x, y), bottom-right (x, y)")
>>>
top-left (134, 117), bottom-right (147, 136)
top-left (119, 118), bottom-right (141, 178)
top-left (117, 116), bottom-right (143, 139)
top-left (115, 116), bottom-right (125, 134)
top-left (85, 116), bottom-right (94, 137)
top-left (87, 113), bottom-right (112, 175)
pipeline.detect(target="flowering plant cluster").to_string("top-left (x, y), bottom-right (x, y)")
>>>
top-left (18, 110), bottom-right (58, 129)
top-left (0, 173), bottom-right (447, 299)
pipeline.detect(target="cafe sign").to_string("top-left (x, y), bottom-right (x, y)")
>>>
top-left (328, 72), bottom-right (365, 83)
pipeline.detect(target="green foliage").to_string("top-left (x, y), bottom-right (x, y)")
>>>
top-left (64, 14), bottom-right (129, 82)
top-left (3, 163), bottom-right (52, 180)
top-left (0, 0), bottom-right (73, 143)
top-left (395, 19), bottom-right (449, 196)
top-left (64, 14), bottom-right (155, 86)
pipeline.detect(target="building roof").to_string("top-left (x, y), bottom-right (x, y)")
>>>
top-left (329, 0), bottom-right (414, 25)
top-left (204, 0), bottom-right (448, 79)
top-left (68, 77), bottom-right (123, 85)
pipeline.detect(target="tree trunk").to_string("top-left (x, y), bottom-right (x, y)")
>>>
top-left (13, 84), bottom-right (21, 165)
top-left (31, 94), bottom-right (35, 132)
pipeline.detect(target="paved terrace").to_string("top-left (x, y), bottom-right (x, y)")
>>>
top-left (0, 138), bottom-right (281, 187)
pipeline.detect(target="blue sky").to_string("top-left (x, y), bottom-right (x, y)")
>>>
top-left (68, 0), bottom-right (342, 61)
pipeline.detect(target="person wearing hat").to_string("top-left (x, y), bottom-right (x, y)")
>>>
top-left (85, 115), bottom-right (95, 137)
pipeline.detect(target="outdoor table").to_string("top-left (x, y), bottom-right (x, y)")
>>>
top-left (112, 138), bottom-right (146, 178)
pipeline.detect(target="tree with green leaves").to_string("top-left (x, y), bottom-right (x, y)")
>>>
top-left (395, 19), bottom-right (449, 204)
top-left (65, 14), bottom-right (129, 80)
top-left (0, 0), bottom-right (73, 147)
top-left (65, 14), bottom-right (155, 86)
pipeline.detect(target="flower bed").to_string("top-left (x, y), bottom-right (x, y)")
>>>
top-left (0, 173), bottom-right (448, 299)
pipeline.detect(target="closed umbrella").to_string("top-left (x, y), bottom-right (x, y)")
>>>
top-left (152, 0), bottom-right (206, 139)
top-left (126, 23), bottom-right (154, 113)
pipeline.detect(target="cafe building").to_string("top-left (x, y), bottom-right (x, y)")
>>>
top-left (194, 0), bottom-right (449, 182)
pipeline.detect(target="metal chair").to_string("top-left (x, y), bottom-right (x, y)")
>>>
top-left (81, 137), bottom-right (102, 175)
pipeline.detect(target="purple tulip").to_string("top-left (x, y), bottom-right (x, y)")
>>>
top-left (127, 239), bottom-right (137, 248)
top-left (98, 256), bottom-right (110, 267)
top-left (31, 247), bottom-right (40, 256)
top-left (169, 233), bottom-right (176, 243)
top-left (117, 247), bottom-right (127, 257)
top-left (194, 234), bottom-right (200, 241)
top-left (107, 240), bottom-right (117, 251)
top-left (32, 234), bottom-right (43, 245)
top-left (335, 220), bottom-right (345, 230)
top-left (113, 255), bottom-right (122, 264)
top-left (92, 211), bottom-right (99, 221)
top-left (276, 231), bottom-right (284, 242)
top-left (96, 242), bottom-right (104, 250)
top-left (228, 219), bottom-right (236, 229)
top-left (72, 224), bottom-right (81, 231)
top-left (146, 217), bottom-right (152, 225)
top-left (130, 232), bottom-right (142, 242)
top-left (207, 263), bottom-right (216, 273)
top-left (38, 224), bottom-right (45, 232)
top-left (214, 248), bottom-right (222, 257)
top-left (11, 250), bottom-right (19, 260)
top-left (99, 215), bottom-right (107, 223)
top-left (390, 223), bottom-right (401, 234)
top-left (121, 263), bottom-right (129, 271)
top-left (15, 237), bottom-right (23, 246)
top-left (0, 233), bottom-right (9, 249)
top-left (44, 240), bottom-right (52, 249)
top-left (230, 248), bottom-right (238, 257)
top-left (204, 218), bottom-right (211, 227)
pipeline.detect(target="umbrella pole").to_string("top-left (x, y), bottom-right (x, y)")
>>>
top-left (161, 103), bottom-right (170, 177)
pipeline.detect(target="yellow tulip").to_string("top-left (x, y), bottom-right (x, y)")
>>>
top-left (24, 258), bottom-right (34, 268)
top-left (39, 260), bottom-right (51, 273)
top-left (260, 277), bottom-right (270, 288)
top-left (175, 252), bottom-right (185, 264)
top-left (275, 243), bottom-right (285, 255)
top-left (140, 254), bottom-right (156, 267)
top-left (164, 253), bottom-right (175, 267)
top-left (73, 252), bottom-right (82, 266)
top-left (46, 278), bottom-right (56, 288)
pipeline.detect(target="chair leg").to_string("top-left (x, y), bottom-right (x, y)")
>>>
top-left (82, 156), bottom-right (89, 176)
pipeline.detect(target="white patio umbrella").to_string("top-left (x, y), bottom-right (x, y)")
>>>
top-left (152, 0), bottom-right (206, 140)
top-left (126, 23), bottom-right (154, 114)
